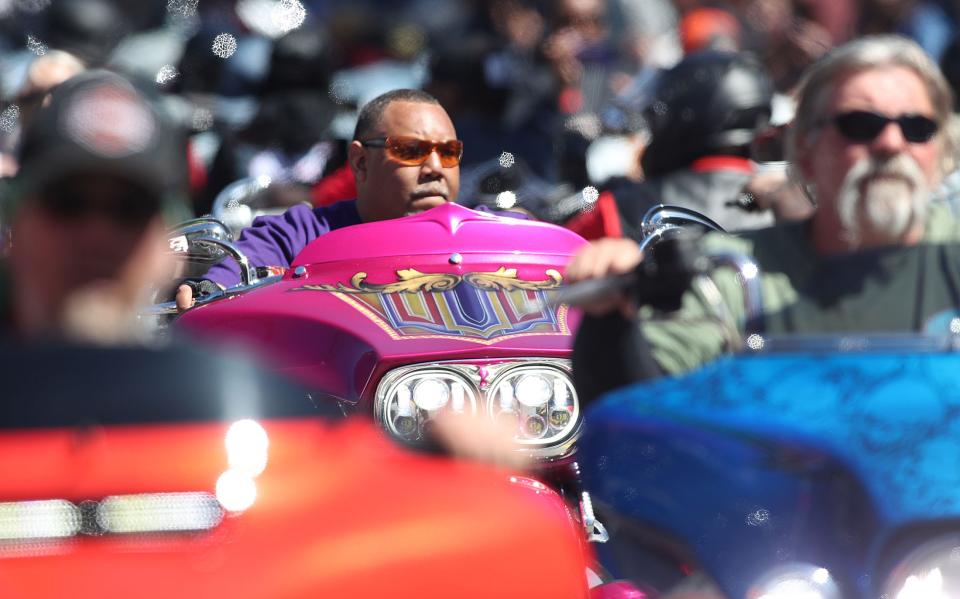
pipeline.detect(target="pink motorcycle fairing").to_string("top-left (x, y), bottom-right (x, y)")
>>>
top-left (177, 204), bottom-right (586, 407)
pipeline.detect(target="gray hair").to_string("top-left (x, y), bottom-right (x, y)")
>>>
top-left (787, 35), bottom-right (957, 186)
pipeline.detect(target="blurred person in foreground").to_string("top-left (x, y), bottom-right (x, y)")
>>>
top-left (566, 35), bottom-right (960, 402)
top-left (176, 88), bottom-right (526, 310)
top-left (2, 70), bottom-right (188, 343)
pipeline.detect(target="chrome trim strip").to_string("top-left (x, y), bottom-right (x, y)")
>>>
top-left (741, 333), bottom-right (960, 354)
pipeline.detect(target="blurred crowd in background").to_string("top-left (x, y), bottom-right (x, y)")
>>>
top-left (3, 0), bottom-right (960, 228)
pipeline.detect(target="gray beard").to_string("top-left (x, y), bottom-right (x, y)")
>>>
top-left (834, 154), bottom-right (930, 248)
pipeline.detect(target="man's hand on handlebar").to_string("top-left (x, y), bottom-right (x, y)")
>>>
top-left (564, 237), bottom-right (642, 319)
top-left (175, 284), bottom-right (194, 312)
top-left (174, 279), bottom-right (222, 312)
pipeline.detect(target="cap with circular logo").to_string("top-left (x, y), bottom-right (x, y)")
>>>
top-left (14, 70), bottom-right (188, 221)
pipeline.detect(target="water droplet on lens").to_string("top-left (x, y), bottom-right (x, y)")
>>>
top-left (564, 114), bottom-right (602, 139)
top-left (167, 0), bottom-right (199, 17)
top-left (26, 34), bottom-right (47, 56)
top-left (582, 186), bottom-right (599, 203)
top-left (496, 191), bottom-right (517, 209)
top-left (327, 81), bottom-right (348, 104)
top-left (950, 318), bottom-right (960, 334)
top-left (155, 64), bottom-right (179, 86)
top-left (746, 334), bottom-right (765, 351)
top-left (192, 107), bottom-right (214, 131)
top-left (499, 151), bottom-right (515, 168)
top-left (0, 105), bottom-right (20, 133)
top-left (745, 508), bottom-right (769, 526)
top-left (271, 0), bottom-right (306, 34)
top-left (211, 33), bottom-right (238, 59)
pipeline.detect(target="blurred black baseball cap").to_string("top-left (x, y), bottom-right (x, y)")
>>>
top-left (13, 70), bottom-right (189, 223)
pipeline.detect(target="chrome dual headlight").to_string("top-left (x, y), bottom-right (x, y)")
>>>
top-left (883, 535), bottom-right (960, 599)
top-left (375, 360), bottom-right (580, 456)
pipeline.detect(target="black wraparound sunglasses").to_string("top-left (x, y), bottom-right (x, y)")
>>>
top-left (819, 110), bottom-right (939, 144)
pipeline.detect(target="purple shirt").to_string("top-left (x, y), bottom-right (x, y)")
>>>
top-left (206, 200), bottom-right (363, 288)
top-left (205, 199), bottom-right (529, 288)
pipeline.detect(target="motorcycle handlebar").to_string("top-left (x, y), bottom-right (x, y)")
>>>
top-left (554, 234), bottom-right (708, 313)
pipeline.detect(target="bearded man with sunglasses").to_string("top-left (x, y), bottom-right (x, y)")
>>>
top-left (566, 35), bottom-right (960, 403)
top-left (177, 88), bottom-right (484, 309)
top-left (2, 70), bottom-right (188, 342)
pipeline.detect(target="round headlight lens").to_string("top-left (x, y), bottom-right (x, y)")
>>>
top-left (747, 563), bottom-right (841, 599)
top-left (412, 379), bottom-right (449, 411)
top-left (514, 374), bottom-right (552, 408)
top-left (488, 365), bottom-right (580, 450)
top-left (376, 371), bottom-right (478, 443)
top-left (883, 535), bottom-right (960, 599)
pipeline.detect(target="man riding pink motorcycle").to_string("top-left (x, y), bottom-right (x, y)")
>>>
top-left (170, 88), bottom-right (645, 597)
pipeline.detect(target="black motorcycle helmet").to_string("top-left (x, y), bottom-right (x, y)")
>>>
top-left (640, 51), bottom-right (773, 178)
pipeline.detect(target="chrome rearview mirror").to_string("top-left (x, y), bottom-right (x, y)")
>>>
top-left (167, 217), bottom-right (256, 286)
top-left (638, 204), bottom-right (724, 254)
top-left (167, 217), bottom-right (233, 262)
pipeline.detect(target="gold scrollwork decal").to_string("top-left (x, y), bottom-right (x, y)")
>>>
top-left (291, 267), bottom-right (563, 293)
top-left (292, 269), bottom-right (461, 293)
top-left (464, 267), bottom-right (563, 291)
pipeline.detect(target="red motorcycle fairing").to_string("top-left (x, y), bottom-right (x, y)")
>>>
top-left (0, 419), bottom-right (593, 598)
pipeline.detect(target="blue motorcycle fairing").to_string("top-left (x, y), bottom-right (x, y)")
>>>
top-left (580, 351), bottom-right (960, 597)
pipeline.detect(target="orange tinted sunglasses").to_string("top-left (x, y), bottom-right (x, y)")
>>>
top-left (361, 136), bottom-right (464, 167)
